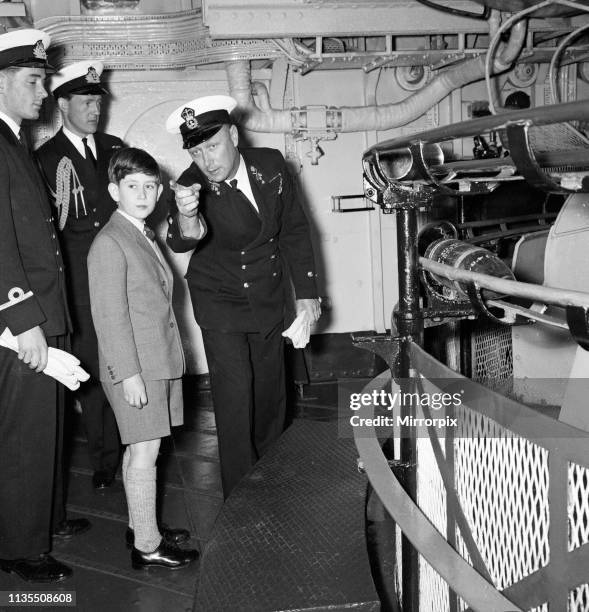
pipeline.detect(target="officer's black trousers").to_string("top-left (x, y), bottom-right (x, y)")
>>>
top-left (0, 338), bottom-right (59, 559)
top-left (201, 323), bottom-right (285, 499)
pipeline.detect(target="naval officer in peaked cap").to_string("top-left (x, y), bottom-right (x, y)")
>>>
top-left (0, 29), bottom-right (73, 583)
top-left (37, 61), bottom-right (123, 501)
top-left (166, 95), bottom-right (321, 498)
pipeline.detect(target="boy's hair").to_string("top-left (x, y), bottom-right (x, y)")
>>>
top-left (108, 147), bottom-right (161, 184)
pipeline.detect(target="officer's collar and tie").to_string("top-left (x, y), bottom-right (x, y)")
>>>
top-left (226, 155), bottom-right (259, 213)
top-left (61, 126), bottom-right (97, 165)
top-left (0, 109), bottom-right (28, 150)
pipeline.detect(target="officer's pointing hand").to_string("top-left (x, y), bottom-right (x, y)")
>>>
top-left (171, 180), bottom-right (201, 218)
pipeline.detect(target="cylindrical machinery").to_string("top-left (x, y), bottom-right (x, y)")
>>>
top-left (422, 238), bottom-right (516, 317)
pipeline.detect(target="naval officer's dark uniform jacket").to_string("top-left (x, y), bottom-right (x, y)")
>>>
top-left (167, 146), bottom-right (318, 496)
top-left (36, 128), bottom-right (123, 479)
top-left (0, 118), bottom-right (70, 559)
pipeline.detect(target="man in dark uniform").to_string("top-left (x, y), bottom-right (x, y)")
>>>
top-left (0, 28), bottom-right (73, 583)
top-left (37, 60), bottom-right (122, 494)
top-left (166, 95), bottom-right (321, 498)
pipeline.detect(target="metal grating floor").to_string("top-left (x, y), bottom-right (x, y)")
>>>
top-left (194, 419), bottom-right (379, 612)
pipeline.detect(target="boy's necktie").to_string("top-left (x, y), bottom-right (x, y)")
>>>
top-left (143, 226), bottom-right (156, 241)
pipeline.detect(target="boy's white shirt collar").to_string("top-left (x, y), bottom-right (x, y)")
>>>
top-left (0, 111), bottom-right (21, 138)
top-left (225, 155), bottom-right (258, 212)
top-left (116, 208), bottom-right (145, 233)
top-left (62, 126), bottom-right (97, 159)
top-left (116, 208), bottom-right (162, 263)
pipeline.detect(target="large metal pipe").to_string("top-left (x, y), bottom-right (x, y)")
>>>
top-left (226, 18), bottom-right (526, 134)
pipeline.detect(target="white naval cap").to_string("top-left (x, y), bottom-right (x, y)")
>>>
top-left (165, 95), bottom-right (237, 149)
top-left (50, 60), bottom-right (109, 98)
top-left (0, 28), bottom-right (53, 71)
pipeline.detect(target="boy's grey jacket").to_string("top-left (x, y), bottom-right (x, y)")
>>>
top-left (88, 211), bottom-right (185, 384)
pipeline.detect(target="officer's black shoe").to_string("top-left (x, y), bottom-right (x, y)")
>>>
top-left (131, 540), bottom-right (198, 570)
top-left (125, 525), bottom-right (190, 549)
top-left (53, 518), bottom-right (92, 539)
top-left (0, 554), bottom-right (72, 583)
top-left (92, 469), bottom-right (115, 489)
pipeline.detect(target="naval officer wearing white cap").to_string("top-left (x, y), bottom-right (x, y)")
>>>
top-left (0, 28), bottom-right (73, 583)
top-left (166, 95), bottom-right (321, 498)
top-left (36, 60), bottom-right (123, 498)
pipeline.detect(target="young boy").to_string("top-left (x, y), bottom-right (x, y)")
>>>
top-left (88, 147), bottom-right (198, 569)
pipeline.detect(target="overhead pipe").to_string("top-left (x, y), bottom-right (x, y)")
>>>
top-left (226, 16), bottom-right (527, 134)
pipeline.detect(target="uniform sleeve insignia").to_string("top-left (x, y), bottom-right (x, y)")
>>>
top-left (181, 107), bottom-right (198, 130)
top-left (269, 172), bottom-right (283, 195)
top-left (0, 287), bottom-right (33, 312)
top-left (86, 67), bottom-right (100, 83)
top-left (32, 40), bottom-right (47, 60)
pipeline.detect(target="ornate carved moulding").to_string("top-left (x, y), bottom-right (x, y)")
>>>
top-left (36, 9), bottom-right (282, 69)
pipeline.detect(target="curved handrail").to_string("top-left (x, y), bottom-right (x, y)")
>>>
top-left (353, 371), bottom-right (524, 612)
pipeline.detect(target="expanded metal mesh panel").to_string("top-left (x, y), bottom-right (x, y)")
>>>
top-left (455, 525), bottom-right (473, 612)
top-left (570, 583), bottom-right (589, 611)
top-left (530, 122), bottom-right (589, 153)
top-left (417, 434), bottom-right (448, 612)
top-left (471, 321), bottom-right (513, 393)
top-left (454, 409), bottom-right (550, 589)
top-left (568, 463), bottom-right (589, 551)
top-left (419, 553), bottom-right (450, 612)
top-left (395, 523), bottom-right (403, 604)
top-left (417, 437), bottom-right (447, 538)
top-left (416, 440), bottom-right (446, 608)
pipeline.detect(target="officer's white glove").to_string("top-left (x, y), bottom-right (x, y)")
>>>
top-left (0, 328), bottom-right (90, 390)
top-left (282, 311), bottom-right (311, 349)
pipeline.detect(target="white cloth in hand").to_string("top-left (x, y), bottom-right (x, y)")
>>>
top-left (0, 328), bottom-right (90, 390)
top-left (282, 311), bottom-right (311, 349)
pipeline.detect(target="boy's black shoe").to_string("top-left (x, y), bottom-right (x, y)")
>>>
top-left (0, 555), bottom-right (72, 582)
top-left (131, 540), bottom-right (198, 570)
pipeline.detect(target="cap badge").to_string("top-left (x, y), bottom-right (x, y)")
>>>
top-left (32, 40), bottom-right (47, 60)
top-left (85, 66), bottom-right (100, 83)
top-left (181, 107), bottom-right (198, 130)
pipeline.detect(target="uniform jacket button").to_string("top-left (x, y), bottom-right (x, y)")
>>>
top-left (244, 282), bottom-right (249, 288)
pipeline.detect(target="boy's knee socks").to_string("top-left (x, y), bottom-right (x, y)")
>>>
top-left (122, 447), bottom-right (133, 530)
top-left (124, 466), bottom-right (161, 552)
